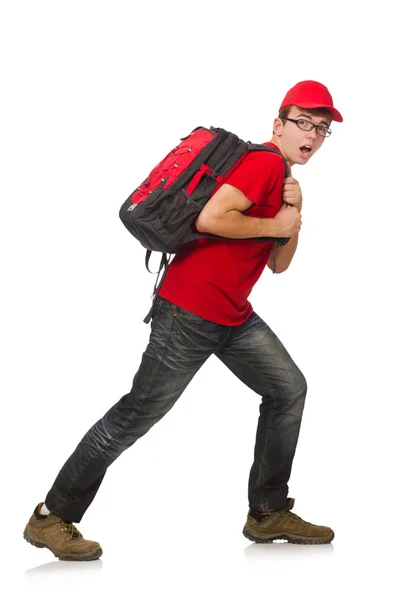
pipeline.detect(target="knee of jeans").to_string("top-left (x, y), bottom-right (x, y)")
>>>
top-left (288, 370), bottom-right (307, 412)
top-left (297, 371), bottom-right (307, 398)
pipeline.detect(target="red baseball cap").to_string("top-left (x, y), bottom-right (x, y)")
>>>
top-left (279, 80), bottom-right (343, 122)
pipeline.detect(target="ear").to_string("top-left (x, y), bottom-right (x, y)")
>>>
top-left (273, 117), bottom-right (284, 136)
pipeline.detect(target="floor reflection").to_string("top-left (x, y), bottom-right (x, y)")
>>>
top-left (25, 558), bottom-right (103, 578)
top-left (244, 541), bottom-right (334, 561)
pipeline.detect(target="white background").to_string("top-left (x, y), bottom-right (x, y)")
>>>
top-left (1, 0), bottom-right (396, 598)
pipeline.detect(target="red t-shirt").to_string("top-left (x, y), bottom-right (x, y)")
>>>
top-left (158, 142), bottom-right (285, 325)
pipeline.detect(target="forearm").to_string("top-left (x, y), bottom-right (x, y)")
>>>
top-left (196, 209), bottom-right (282, 240)
top-left (270, 234), bottom-right (299, 273)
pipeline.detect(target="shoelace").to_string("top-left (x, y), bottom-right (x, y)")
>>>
top-left (282, 509), bottom-right (315, 527)
top-left (60, 521), bottom-right (82, 540)
top-left (254, 507), bottom-right (316, 528)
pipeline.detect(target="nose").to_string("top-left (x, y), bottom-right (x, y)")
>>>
top-left (307, 127), bottom-right (318, 141)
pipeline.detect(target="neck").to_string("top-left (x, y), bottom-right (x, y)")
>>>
top-left (269, 135), bottom-right (294, 166)
top-left (270, 135), bottom-right (283, 153)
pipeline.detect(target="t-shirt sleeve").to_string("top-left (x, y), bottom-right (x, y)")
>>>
top-left (224, 150), bottom-right (285, 207)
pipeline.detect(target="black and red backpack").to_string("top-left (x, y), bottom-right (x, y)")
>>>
top-left (119, 126), bottom-right (290, 323)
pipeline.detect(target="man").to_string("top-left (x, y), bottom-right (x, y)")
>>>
top-left (24, 80), bottom-right (343, 560)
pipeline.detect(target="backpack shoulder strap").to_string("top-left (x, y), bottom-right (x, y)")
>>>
top-left (247, 142), bottom-right (290, 178)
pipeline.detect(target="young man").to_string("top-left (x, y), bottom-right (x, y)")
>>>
top-left (24, 80), bottom-right (343, 560)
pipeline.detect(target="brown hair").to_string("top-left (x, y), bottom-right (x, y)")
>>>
top-left (278, 105), bottom-right (333, 122)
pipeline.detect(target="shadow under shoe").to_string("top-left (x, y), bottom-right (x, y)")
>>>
top-left (23, 502), bottom-right (103, 561)
top-left (242, 498), bottom-right (334, 545)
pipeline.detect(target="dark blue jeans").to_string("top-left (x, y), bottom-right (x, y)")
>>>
top-left (45, 298), bottom-right (307, 523)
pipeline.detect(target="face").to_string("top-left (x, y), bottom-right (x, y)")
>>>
top-left (272, 106), bottom-right (332, 166)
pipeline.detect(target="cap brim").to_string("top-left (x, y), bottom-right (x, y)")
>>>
top-left (296, 102), bottom-right (343, 122)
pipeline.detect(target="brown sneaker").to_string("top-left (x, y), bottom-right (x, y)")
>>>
top-left (242, 498), bottom-right (334, 545)
top-left (23, 502), bottom-right (103, 561)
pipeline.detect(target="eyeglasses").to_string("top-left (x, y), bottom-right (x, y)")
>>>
top-left (283, 118), bottom-right (332, 138)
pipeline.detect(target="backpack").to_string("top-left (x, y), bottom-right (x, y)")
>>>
top-left (119, 126), bottom-right (290, 323)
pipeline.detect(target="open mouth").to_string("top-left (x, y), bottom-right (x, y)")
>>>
top-left (300, 145), bottom-right (312, 158)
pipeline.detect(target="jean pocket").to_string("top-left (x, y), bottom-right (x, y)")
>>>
top-left (174, 305), bottom-right (206, 324)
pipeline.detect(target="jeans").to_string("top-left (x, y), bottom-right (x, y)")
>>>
top-left (45, 298), bottom-right (307, 523)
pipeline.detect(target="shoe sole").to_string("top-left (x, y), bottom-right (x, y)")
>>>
top-left (242, 526), bottom-right (334, 545)
top-left (23, 527), bottom-right (103, 561)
